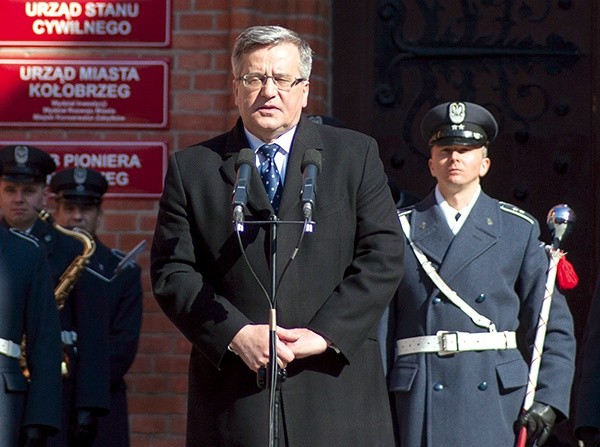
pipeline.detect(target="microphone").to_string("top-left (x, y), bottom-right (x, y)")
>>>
top-left (232, 148), bottom-right (256, 229)
top-left (300, 149), bottom-right (322, 222)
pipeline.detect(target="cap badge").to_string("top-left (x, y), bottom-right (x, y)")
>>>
top-left (73, 167), bottom-right (88, 185)
top-left (449, 102), bottom-right (466, 124)
top-left (14, 145), bottom-right (29, 166)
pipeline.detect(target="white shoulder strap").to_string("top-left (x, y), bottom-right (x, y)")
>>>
top-left (399, 213), bottom-right (497, 332)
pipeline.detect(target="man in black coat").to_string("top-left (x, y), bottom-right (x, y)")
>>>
top-left (0, 224), bottom-right (62, 447)
top-left (0, 145), bottom-right (111, 447)
top-left (51, 167), bottom-right (143, 447)
top-left (151, 25), bottom-right (404, 446)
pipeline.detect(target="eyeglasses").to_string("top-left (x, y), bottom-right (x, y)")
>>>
top-left (238, 73), bottom-right (306, 91)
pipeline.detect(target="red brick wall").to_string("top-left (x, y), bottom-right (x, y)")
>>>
top-left (0, 2), bottom-right (331, 445)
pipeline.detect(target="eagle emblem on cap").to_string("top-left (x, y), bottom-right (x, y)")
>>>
top-left (14, 145), bottom-right (29, 165)
top-left (449, 102), bottom-right (466, 124)
top-left (73, 167), bottom-right (88, 192)
top-left (73, 167), bottom-right (88, 184)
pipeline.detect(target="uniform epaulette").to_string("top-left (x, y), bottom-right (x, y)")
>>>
top-left (9, 228), bottom-right (40, 247)
top-left (111, 248), bottom-right (139, 266)
top-left (499, 201), bottom-right (535, 225)
top-left (111, 248), bottom-right (126, 259)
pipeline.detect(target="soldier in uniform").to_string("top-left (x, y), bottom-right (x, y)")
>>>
top-left (0, 224), bottom-right (62, 446)
top-left (50, 167), bottom-right (143, 447)
top-left (386, 102), bottom-right (576, 446)
top-left (0, 145), bottom-right (110, 447)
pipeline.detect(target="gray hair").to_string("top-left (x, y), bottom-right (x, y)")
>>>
top-left (231, 25), bottom-right (313, 80)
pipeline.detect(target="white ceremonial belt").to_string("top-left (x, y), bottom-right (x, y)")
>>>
top-left (0, 337), bottom-right (21, 359)
top-left (61, 330), bottom-right (78, 345)
top-left (396, 331), bottom-right (517, 357)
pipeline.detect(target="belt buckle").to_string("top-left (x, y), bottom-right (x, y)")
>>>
top-left (436, 331), bottom-right (459, 356)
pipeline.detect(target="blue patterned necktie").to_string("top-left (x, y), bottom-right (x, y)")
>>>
top-left (258, 143), bottom-right (282, 212)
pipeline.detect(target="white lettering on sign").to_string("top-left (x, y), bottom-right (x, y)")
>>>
top-left (85, 2), bottom-right (140, 18)
top-left (24, 2), bottom-right (140, 18)
top-left (32, 19), bottom-right (132, 35)
top-left (20, 65), bottom-right (77, 83)
top-left (62, 153), bottom-right (142, 169)
top-left (25, 2), bottom-right (84, 19)
top-left (79, 66), bottom-right (140, 82)
top-left (28, 83), bottom-right (131, 99)
top-left (103, 171), bottom-right (130, 186)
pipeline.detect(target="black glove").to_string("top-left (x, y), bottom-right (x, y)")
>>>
top-left (516, 401), bottom-right (556, 446)
top-left (21, 425), bottom-right (49, 447)
top-left (68, 409), bottom-right (99, 447)
top-left (577, 426), bottom-right (600, 447)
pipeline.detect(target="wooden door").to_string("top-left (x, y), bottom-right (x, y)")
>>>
top-left (333, 2), bottom-right (598, 444)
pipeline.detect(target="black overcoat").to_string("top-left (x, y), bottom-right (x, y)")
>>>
top-left (151, 116), bottom-right (405, 447)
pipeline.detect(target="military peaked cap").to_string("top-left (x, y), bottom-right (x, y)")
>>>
top-left (421, 101), bottom-right (498, 147)
top-left (50, 167), bottom-right (108, 205)
top-left (0, 144), bottom-right (56, 183)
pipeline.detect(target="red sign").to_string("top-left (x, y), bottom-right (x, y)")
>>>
top-left (0, 140), bottom-right (168, 198)
top-left (0, 58), bottom-right (169, 128)
top-left (0, 0), bottom-right (171, 47)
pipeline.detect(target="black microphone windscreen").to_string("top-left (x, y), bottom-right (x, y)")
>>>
top-left (236, 148), bottom-right (256, 169)
top-left (301, 149), bottom-right (322, 172)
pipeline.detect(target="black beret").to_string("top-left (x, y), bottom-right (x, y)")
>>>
top-left (0, 145), bottom-right (56, 183)
top-left (50, 167), bottom-right (108, 205)
top-left (421, 101), bottom-right (498, 147)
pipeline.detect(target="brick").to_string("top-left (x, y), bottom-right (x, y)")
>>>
top-left (128, 393), bottom-right (187, 414)
top-left (170, 374), bottom-right (189, 394)
top-left (179, 13), bottom-right (215, 31)
top-left (154, 355), bottom-right (190, 374)
top-left (171, 414), bottom-right (188, 434)
top-left (141, 312), bottom-right (180, 333)
top-left (129, 374), bottom-right (171, 393)
top-left (129, 414), bottom-right (168, 433)
top-left (138, 333), bottom-right (174, 353)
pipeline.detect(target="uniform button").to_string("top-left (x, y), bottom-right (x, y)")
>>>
top-left (475, 293), bottom-right (486, 303)
top-left (433, 382), bottom-right (444, 391)
top-left (432, 297), bottom-right (442, 304)
top-left (478, 382), bottom-right (488, 391)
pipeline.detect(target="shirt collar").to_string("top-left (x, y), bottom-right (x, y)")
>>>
top-left (435, 185), bottom-right (481, 234)
top-left (244, 126), bottom-right (296, 155)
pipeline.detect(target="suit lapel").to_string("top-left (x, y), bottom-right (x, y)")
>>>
top-left (438, 193), bottom-right (501, 282)
top-left (410, 194), bottom-right (454, 265)
top-left (219, 121), bottom-right (273, 217)
top-left (278, 117), bottom-right (322, 218)
top-left (219, 117), bottom-right (325, 220)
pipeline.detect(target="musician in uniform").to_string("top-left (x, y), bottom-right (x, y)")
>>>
top-left (385, 102), bottom-right (576, 446)
top-left (0, 145), bottom-right (110, 447)
top-left (0, 224), bottom-right (62, 446)
top-left (51, 167), bottom-right (143, 447)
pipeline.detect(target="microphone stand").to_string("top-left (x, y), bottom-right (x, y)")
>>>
top-left (237, 214), bottom-right (314, 447)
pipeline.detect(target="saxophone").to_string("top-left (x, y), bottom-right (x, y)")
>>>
top-left (38, 209), bottom-right (97, 310)
top-left (20, 209), bottom-right (97, 378)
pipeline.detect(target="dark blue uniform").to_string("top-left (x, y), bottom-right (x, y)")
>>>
top-left (48, 166), bottom-right (142, 447)
top-left (388, 194), bottom-right (576, 446)
top-left (26, 219), bottom-right (111, 447)
top-left (0, 226), bottom-right (62, 446)
top-left (87, 240), bottom-right (142, 447)
top-left (385, 101), bottom-right (576, 446)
